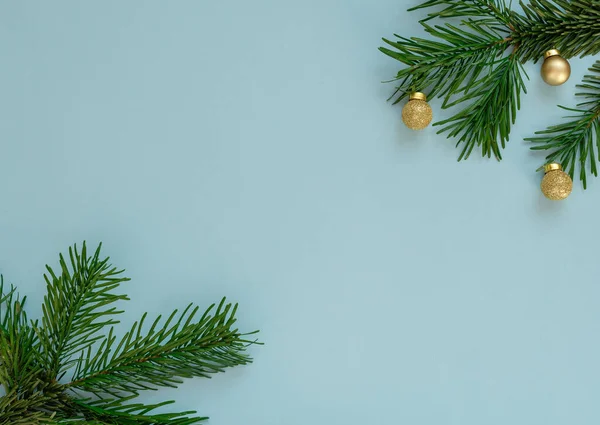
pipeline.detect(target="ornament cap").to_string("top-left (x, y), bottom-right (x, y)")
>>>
top-left (544, 163), bottom-right (563, 173)
top-left (409, 92), bottom-right (427, 102)
top-left (544, 49), bottom-right (560, 59)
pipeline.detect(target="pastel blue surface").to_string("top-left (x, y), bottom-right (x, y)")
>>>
top-left (1, 1), bottom-right (599, 424)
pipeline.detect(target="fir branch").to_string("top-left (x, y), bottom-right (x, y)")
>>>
top-left (0, 243), bottom-right (258, 422)
top-left (380, 0), bottom-right (600, 161)
top-left (528, 60), bottom-right (600, 188)
top-left (66, 298), bottom-right (256, 397)
top-left (39, 243), bottom-right (130, 379)
top-left (0, 390), bottom-right (56, 425)
top-left (0, 381), bottom-right (71, 424)
top-left (435, 55), bottom-right (527, 160)
top-left (410, 0), bottom-right (513, 26)
top-left (71, 398), bottom-right (207, 425)
top-left (380, 20), bottom-right (510, 104)
top-left (513, 0), bottom-right (600, 62)
top-left (0, 278), bottom-right (38, 392)
top-left (0, 281), bottom-right (76, 420)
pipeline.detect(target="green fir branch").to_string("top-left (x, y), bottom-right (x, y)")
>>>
top-left (67, 299), bottom-right (256, 398)
top-left (0, 280), bottom-right (59, 424)
top-left (409, 0), bottom-right (513, 25)
top-left (0, 391), bottom-right (57, 425)
top-left (380, 20), bottom-right (510, 104)
top-left (39, 243), bottom-right (130, 379)
top-left (380, 0), bottom-right (600, 162)
top-left (435, 55), bottom-right (527, 160)
top-left (513, 0), bottom-right (600, 62)
top-left (0, 278), bottom-right (39, 393)
top-left (0, 243), bottom-right (258, 422)
top-left (528, 61), bottom-right (600, 188)
top-left (71, 398), bottom-right (207, 425)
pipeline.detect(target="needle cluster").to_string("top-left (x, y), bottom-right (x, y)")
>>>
top-left (0, 243), bottom-right (258, 424)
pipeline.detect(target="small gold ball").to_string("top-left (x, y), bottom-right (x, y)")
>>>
top-left (541, 50), bottom-right (571, 86)
top-left (541, 167), bottom-right (573, 200)
top-left (402, 95), bottom-right (433, 130)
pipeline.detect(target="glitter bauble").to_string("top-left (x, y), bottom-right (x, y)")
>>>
top-left (402, 92), bottom-right (433, 130)
top-left (541, 163), bottom-right (573, 200)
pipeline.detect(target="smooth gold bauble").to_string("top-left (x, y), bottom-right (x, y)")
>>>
top-left (541, 49), bottom-right (571, 86)
top-left (402, 92), bottom-right (433, 130)
top-left (541, 163), bottom-right (573, 200)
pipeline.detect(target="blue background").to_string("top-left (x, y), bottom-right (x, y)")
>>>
top-left (1, 1), bottom-right (599, 424)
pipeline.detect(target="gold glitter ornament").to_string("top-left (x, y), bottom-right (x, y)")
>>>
top-left (402, 92), bottom-right (433, 130)
top-left (541, 49), bottom-right (571, 86)
top-left (541, 163), bottom-right (573, 200)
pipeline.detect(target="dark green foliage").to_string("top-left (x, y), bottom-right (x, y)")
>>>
top-left (0, 243), bottom-right (258, 424)
top-left (380, 21), bottom-right (510, 107)
top-left (39, 244), bottom-right (130, 379)
top-left (528, 61), bottom-right (600, 187)
top-left (71, 398), bottom-right (209, 425)
top-left (514, 0), bottom-right (600, 62)
top-left (380, 0), bottom-right (600, 165)
top-left (435, 55), bottom-right (527, 160)
top-left (68, 300), bottom-right (253, 398)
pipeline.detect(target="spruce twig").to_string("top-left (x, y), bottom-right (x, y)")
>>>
top-left (528, 61), bottom-right (600, 188)
top-left (0, 243), bottom-right (259, 423)
top-left (380, 0), bottom-right (600, 164)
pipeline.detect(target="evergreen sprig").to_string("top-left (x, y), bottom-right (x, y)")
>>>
top-left (436, 54), bottom-right (526, 160)
top-left (73, 398), bottom-right (208, 425)
top-left (380, 0), bottom-right (600, 162)
top-left (514, 0), bottom-right (600, 62)
top-left (528, 61), bottom-right (600, 187)
top-left (0, 243), bottom-right (258, 423)
top-left (67, 299), bottom-right (254, 398)
top-left (39, 244), bottom-right (130, 379)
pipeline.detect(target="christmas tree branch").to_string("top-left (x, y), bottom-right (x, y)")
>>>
top-left (72, 398), bottom-right (207, 425)
top-left (0, 243), bottom-right (259, 422)
top-left (513, 0), bottom-right (600, 62)
top-left (0, 280), bottom-right (81, 421)
top-left (528, 61), bottom-right (600, 188)
top-left (410, 0), bottom-right (513, 26)
top-left (66, 298), bottom-right (257, 398)
top-left (435, 55), bottom-right (527, 160)
top-left (0, 278), bottom-right (38, 393)
top-left (0, 391), bottom-right (57, 425)
top-left (39, 243), bottom-right (130, 379)
top-left (381, 0), bottom-right (600, 161)
top-left (380, 20), bottom-right (510, 105)
top-left (0, 289), bottom-right (62, 423)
